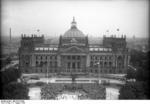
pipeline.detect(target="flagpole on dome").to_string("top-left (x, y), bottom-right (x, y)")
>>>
top-left (106, 30), bottom-right (109, 36)
top-left (37, 29), bottom-right (40, 36)
top-left (117, 28), bottom-right (120, 37)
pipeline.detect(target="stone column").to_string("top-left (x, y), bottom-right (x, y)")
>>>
top-left (86, 54), bottom-right (90, 67)
top-left (57, 54), bottom-right (61, 67)
top-left (31, 54), bottom-right (35, 67)
top-left (57, 54), bottom-right (61, 73)
top-left (127, 55), bottom-right (130, 66)
top-left (47, 55), bottom-right (50, 73)
top-left (124, 55), bottom-right (127, 67)
top-left (86, 54), bottom-right (90, 72)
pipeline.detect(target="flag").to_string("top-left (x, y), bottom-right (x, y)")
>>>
top-left (37, 29), bottom-right (40, 32)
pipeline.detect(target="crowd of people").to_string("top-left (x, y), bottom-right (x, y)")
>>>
top-left (40, 83), bottom-right (106, 99)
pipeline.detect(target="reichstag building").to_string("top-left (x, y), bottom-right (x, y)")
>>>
top-left (19, 18), bottom-right (130, 74)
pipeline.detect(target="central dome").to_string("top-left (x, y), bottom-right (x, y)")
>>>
top-left (63, 28), bottom-right (84, 38)
top-left (63, 17), bottom-right (85, 38)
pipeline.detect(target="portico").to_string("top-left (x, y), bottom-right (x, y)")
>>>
top-left (60, 54), bottom-right (87, 73)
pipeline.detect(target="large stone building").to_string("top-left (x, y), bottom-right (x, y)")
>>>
top-left (19, 18), bottom-right (130, 74)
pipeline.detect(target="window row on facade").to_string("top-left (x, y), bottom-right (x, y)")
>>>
top-left (90, 61), bottom-right (113, 67)
top-left (89, 48), bottom-right (112, 52)
top-left (35, 47), bottom-right (58, 51)
top-left (90, 61), bottom-right (124, 68)
top-left (36, 61), bottom-right (57, 68)
top-left (36, 55), bottom-right (57, 60)
top-left (90, 55), bottom-right (113, 60)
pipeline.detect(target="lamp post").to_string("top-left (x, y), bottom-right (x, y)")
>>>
top-left (94, 61), bottom-right (100, 84)
top-left (46, 63), bottom-right (49, 84)
top-left (97, 61), bottom-right (100, 83)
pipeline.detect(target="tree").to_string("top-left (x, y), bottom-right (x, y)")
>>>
top-left (1, 67), bottom-right (21, 85)
top-left (127, 50), bottom-right (150, 98)
top-left (119, 82), bottom-right (147, 99)
top-left (2, 82), bottom-right (29, 99)
top-left (126, 67), bottom-right (136, 79)
top-left (1, 57), bottom-right (12, 68)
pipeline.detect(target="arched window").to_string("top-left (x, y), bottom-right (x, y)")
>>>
top-left (104, 62), bottom-right (107, 66)
top-left (90, 61), bottom-right (93, 67)
top-left (36, 61), bottom-right (38, 66)
top-left (77, 62), bottom-right (80, 68)
top-left (109, 62), bottom-right (112, 67)
top-left (117, 56), bottom-right (123, 68)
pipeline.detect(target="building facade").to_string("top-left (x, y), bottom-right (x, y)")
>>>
top-left (19, 18), bottom-right (130, 74)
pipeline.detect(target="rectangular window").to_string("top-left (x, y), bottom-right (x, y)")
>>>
top-left (50, 56), bottom-right (52, 60)
top-left (36, 56), bottom-right (38, 60)
top-left (50, 62), bottom-right (52, 67)
top-left (67, 56), bottom-right (71, 60)
top-left (77, 62), bottom-right (80, 68)
top-left (72, 62), bottom-right (75, 69)
top-left (68, 62), bottom-right (70, 68)
top-left (77, 56), bottom-right (80, 60)
top-left (95, 56), bottom-right (98, 60)
top-left (90, 48), bottom-right (94, 51)
top-left (91, 56), bottom-right (93, 60)
top-left (72, 56), bottom-right (75, 60)
top-left (55, 56), bottom-right (57, 60)
top-left (90, 61), bottom-right (93, 67)
top-left (54, 48), bottom-right (58, 51)
top-left (49, 48), bottom-right (53, 51)
top-left (55, 61), bottom-right (57, 67)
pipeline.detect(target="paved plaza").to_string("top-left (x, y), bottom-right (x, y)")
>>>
top-left (28, 87), bottom-right (41, 100)
top-left (28, 86), bottom-right (119, 100)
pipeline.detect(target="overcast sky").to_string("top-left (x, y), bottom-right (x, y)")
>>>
top-left (1, 0), bottom-right (149, 38)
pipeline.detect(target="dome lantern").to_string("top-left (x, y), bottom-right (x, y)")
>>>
top-left (71, 17), bottom-right (77, 29)
top-left (63, 17), bottom-right (85, 37)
